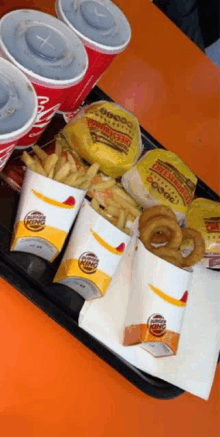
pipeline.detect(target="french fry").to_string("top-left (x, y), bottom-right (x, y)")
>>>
top-left (123, 227), bottom-right (132, 236)
top-left (72, 176), bottom-right (87, 188)
top-left (54, 162), bottom-right (70, 182)
top-left (21, 152), bottom-right (36, 172)
top-left (90, 179), bottom-right (116, 191)
top-left (55, 139), bottom-right (62, 157)
top-left (32, 145), bottom-right (48, 162)
top-left (101, 211), bottom-right (117, 225)
top-left (54, 156), bottom-right (66, 174)
top-left (126, 213), bottom-right (136, 223)
top-left (112, 186), bottom-right (137, 206)
top-left (44, 153), bottom-right (58, 176)
top-left (79, 163), bottom-right (100, 190)
top-left (91, 198), bottom-right (100, 212)
top-left (67, 152), bottom-right (77, 173)
top-left (77, 167), bottom-right (86, 177)
top-left (90, 198), bottom-right (133, 235)
top-left (62, 172), bottom-right (78, 186)
top-left (117, 209), bottom-right (126, 230)
top-left (113, 193), bottom-right (141, 217)
top-left (86, 162), bottom-right (100, 180)
top-left (79, 180), bottom-right (90, 190)
top-left (105, 198), bottom-right (120, 208)
top-left (33, 156), bottom-right (47, 176)
top-left (106, 206), bottom-right (120, 217)
top-left (48, 167), bottom-right (55, 179)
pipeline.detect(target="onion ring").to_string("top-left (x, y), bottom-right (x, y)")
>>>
top-left (140, 224), bottom-right (171, 245)
top-left (140, 217), bottom-right (183, 250)
top-left (151, 247), bottom-right (183, 267)
top-left (151, 230), bottom-right (171, 245)
top-left (181, 228), bottom-right (205, 267)
top-left (139, 205), bottom-right (177, 230)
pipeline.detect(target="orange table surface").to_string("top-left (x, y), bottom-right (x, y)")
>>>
top-left (0, 1), bottom-right (219, 436)
top-left (0, 278), bottom-right (219, 437)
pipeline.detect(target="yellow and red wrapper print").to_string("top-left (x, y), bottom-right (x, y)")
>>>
top-left (54, 200), bottom-right (131, 300)
top-left (184, 198), bottom-right (220, 269)
top-left (122, 149), bottom-right (197, 224)
top-left (62, 101), bottom-right (143, 178)
top-left (11, 168), bottom-right (86, 262)
top-left (123, 240), bottom-right (192, 358)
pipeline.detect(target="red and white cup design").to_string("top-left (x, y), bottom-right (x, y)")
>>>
top-left (56, 0), bottom-right (131, 117)
top-left (58, 45), bottom-right (116, 115)
top-left (16, 83), bottom-right (74, 149)
top-left (0, 10), bottom-right (88, 149)
top-left (0, 59), bottom-right (37, 170)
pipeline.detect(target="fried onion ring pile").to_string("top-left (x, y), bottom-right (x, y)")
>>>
top-left (139, 205), bottom-right (205, 268)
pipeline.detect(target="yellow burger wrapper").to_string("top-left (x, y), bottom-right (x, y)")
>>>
top-left (62, 101), bottom-right (143, 178)
top-left (122, 149), bottom-right (197, 224)
top-left (184, 198), bottom-right (220, 269)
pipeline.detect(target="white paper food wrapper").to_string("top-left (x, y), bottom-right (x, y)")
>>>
top-left (11, 169), bottom-right (86, 262)
top-left (54, 199), bottom-right (131, 299)
top-left (124, 240), bottom-right (192, 357)
top-left (121, 149), bottom-right (197, 225)
top-left (78, 226), bottom-right (220, 400)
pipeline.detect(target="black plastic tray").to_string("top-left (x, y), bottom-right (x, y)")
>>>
top-left (0, 86), bottom-right (219, 401)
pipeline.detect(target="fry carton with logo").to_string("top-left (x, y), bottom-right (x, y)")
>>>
top-left (124, 240), bottom-right (192, 357)
top-left (11, 168), bottom-right (86, 262)
top-left (54, 199), bottom-right (131, 299)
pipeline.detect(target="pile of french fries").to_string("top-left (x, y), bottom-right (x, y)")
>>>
top-left (91, 186), bottom-right (141, 236)
top-left (21, 143), bottom-right (100, 191)
top-left (21, 140), bottom-right (142, 235)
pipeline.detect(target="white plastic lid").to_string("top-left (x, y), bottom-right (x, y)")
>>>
top-left (0, 9), bottom-right (88, 86)
top-left (0, 58), bottom-right (38, 143)
top-left (56, 0), bottom-right (131, 53)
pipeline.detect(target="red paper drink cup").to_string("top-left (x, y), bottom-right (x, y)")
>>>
top-left (56, 0), bottom-right (131, 117)
top-left (0, 58), bottom-right (37, 171)
top-left (0, 9), bottom-right (88, 149)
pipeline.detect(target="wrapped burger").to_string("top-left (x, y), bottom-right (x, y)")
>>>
top-left (122, 149), bottom-right (197, 224)
top-left (183, 198), bottom-right (220, 269)
top-left (61, 101), bottom-right (143, 178)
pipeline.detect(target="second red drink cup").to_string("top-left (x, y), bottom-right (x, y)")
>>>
top-left (0, 58), bottom-right (37, 170)
top-left (56, 0), bottom-right (131, 120)
top-left (0, 9), bottom-right (88, 149)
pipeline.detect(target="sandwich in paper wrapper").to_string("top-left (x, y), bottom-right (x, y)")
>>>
top-left (54, 200), bottom-right (132, 299)
top-left (124, 240), bottom-right (192, 357)
top-left (62, 101), bottom-right (143, 178)
top-left (183, 198), bottom-right (220, 269)
top-left (122, 149), bottom-right (197, 224)
top-left (11, 169), bottom-right (86, 262)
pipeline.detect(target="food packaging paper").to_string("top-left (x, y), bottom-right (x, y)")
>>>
top-left (11, 168), bottom-right (86, 261)
top-left (124, 241), bottom-right (192, 357)
top-left (54, 200), bottom-right (131, 299)
top-left (79, 230), bottom-right (220, 400)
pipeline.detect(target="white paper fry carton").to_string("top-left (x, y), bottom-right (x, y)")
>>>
top-left (11, 169), bottom-right (86, 262)
top-left (54, 200), bottom-right (131, 299)
top-left (124, 240), bottom-right (193, 357)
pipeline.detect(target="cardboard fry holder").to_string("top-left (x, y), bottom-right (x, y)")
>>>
top-left (11, 169), bottom-right (86, 262)
top-left (54, 200), bottom-right (131, 300)
top-left (124, 240), bottom-right (192, 358)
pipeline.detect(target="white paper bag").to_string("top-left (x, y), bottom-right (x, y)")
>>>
top-left (124, 240), bottom-right (193, 357)
top-left (54, 200), bottom-right (131, 299)
top-left (11, 168), bottom-right (86, 261)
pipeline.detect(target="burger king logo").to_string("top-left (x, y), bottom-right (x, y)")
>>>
top-left (24, 210), bottom-right (46, 232)
top-left (78, 252), bottom-right (99, 274)
top-left (148, 314), bottom-right (166, 337)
